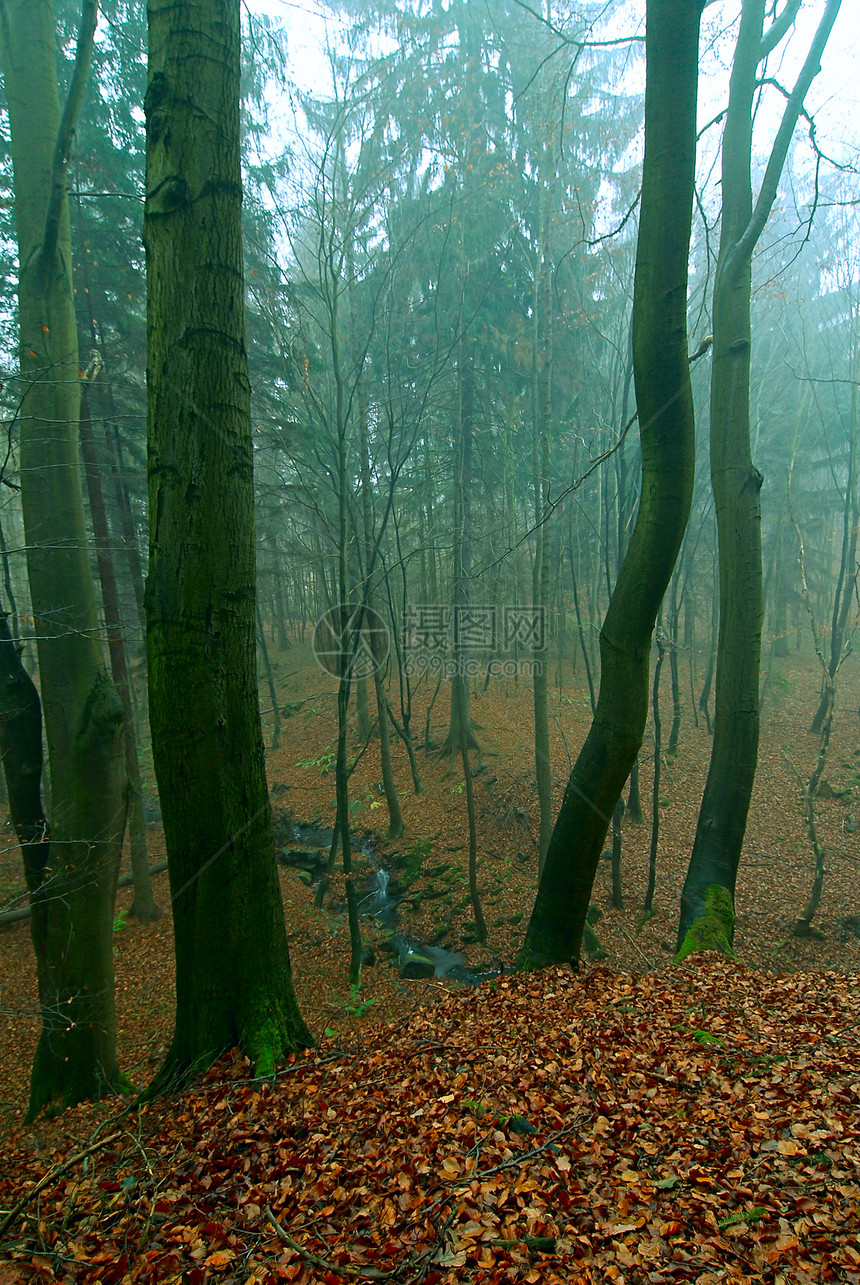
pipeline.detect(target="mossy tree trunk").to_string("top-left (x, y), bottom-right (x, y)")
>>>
top-left (678, 0), bottom-right (843, 954)
top-left (519, 0), bottom-right (702, 969)
top-left (144, 0), bottom-right (312, 1086)
top-left (0, 0), bottom-right (128, 1119)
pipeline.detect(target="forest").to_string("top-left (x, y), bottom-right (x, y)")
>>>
top-left (0, 0), bottom-right (859, 1281)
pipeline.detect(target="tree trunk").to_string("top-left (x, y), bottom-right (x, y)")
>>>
top-left (144, 0), bottom-right (312, 1085)
top-left (532, 176), bottom-right (553, 870)
top-left (644, 626), bottom-right (665, 916)
top-left (358, 394), bottom-right (403, 838)
top-left (811, 420), bottom-right (857, 732)
top-left (519, 0), bottom-right (701, 969)
top-left (79, 381), bottom-right (160, 923)
top-left (443, 340), bottom-right (479, 755)
top-left (678, 0), bottom-right (843, 957)
top-left (256, 600), bottom-right (282, 751)
top-left (1, 0), bottom-right (129, 1118)
top-left (667, 572), bottom-right (682, 757)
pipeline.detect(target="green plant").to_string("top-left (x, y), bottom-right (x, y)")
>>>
top-left (350, 785), bottom-right (384, 815)
top-left (113, 908), bottom-right (129, 934)
top-left (343, 986), bottom-right (378, 1020)
top-left (297, 746), bottom-right (336, 774)
top-left (717, 1208), bottom-right (767, 1230)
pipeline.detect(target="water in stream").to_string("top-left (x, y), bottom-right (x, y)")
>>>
top-left (277, 816), bottom-right (500, 985)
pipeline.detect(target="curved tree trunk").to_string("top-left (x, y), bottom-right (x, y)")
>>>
top-left (144, 0), bottom-right (311, 1087)
top-left (519, 0), bottom-right (702, 969)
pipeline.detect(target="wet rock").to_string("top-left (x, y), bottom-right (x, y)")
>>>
top-left (271, 807), bottom-right (295, 848)
top-left (399, 955), bottom-right (436, 979)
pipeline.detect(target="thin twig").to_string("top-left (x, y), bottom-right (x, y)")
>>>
top-left (0, 1130), bottom-right (123, 1240)
top-left (265, 1207), bottom-right (410, 1279)
top-left (619, 923), bottom-right (656, 970)
top-left (464, 1120), bottom-right (583, 1181)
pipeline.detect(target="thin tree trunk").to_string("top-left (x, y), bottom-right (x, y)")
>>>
top-left (792, 502), bottom-right (837, 935)
top-left (811, 385), bottom-right (858, 731)
top-left (627, 758), bottom-right (643, 824)
top-left (256, 600), bottom-right (281, 751)
top-left (458, 683), bottom-right (486, 944)
top-left (567, 528), bottom-right (596, 714)
top-left (667, 572), bottom-right (682, 757)
top-left (79, 380), bottom-right (160, 923)
top-left (698, 575), bottom-right (718, 734)
top-left (644, 627), bottom-right (665, 916)
top-left (610, 798), bottom-right (624, 910)
top-left (0, 512), bottom-right (20, 646)
top-left (533, 177), bottom-right (553, 870)
top-left (443, 341), bottom-right (479, 756)
top-left (359, 390), bottom-right (403, 838)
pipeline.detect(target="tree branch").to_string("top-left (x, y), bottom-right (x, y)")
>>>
top-left (38, 0), bottom-right (98, 277)
top-left (733, 0), bottom-right (843, 271)
top-left (510, 0), bottom-right (644, 48)
top-left (759, 0), bottom-right (802, 63)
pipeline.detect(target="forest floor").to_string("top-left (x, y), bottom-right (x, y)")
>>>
top-left (0, 644), bottom-right (859, 1281)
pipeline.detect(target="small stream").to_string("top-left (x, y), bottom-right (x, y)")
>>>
top-left (276, 816), bottom-right (500, 986)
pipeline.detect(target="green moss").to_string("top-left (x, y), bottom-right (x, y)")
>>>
top-left (389, 837), bottom-right (435, 887)
top-left (674, 885), bottom-right (735, 963)
top-left (583, 921), bottom-right (606, 961)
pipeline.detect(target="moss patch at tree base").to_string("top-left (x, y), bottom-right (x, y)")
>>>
top-left (674, 885), bottom-right (736, 963)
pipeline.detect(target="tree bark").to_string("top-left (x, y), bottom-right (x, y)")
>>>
top-left (532, 176), bottom-right (553, 870)
top-left (0, 0), bottom-right (128, 1118)
top-left (679, 0), bottom-right (843, 955)
top-left (79, 381), bottom-right (160, 923)
top-left (442, 341), bottom-right (480, 755)
top-left (358, 391), bottom-right (403, 838)
top-left (519, 0), bottom-right (702, 969)
top-left (144, 0), bottom-right (312, 1085)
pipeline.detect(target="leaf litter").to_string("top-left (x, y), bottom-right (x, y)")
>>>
top-left (1, 956), bottom-right (858, 1284)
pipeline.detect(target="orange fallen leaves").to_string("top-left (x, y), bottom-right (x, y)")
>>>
top-left (0, 958), bottom-right (858, 1284)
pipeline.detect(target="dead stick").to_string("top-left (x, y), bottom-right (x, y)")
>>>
top-left (0, 1130), bottom-right (123, 1240)
top-left (0, 863), bottom-right (169, 926)
top-left (265, 1207), bottom-right (400, 1280)
top-left (619, 923), bottom-right (656, 970)
top-left (490, 1236), bottom-right (557, 1252)
top-left (460, 1120), bottom-right (583, 1182)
